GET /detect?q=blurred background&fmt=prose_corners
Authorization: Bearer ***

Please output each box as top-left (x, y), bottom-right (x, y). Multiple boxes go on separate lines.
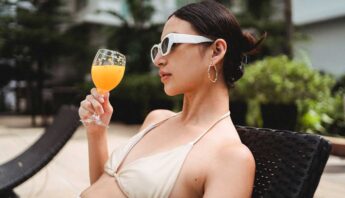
top-left (1, 0), bottom-right (345, 197)
top-left (0, 0), bottom-right (344, 136)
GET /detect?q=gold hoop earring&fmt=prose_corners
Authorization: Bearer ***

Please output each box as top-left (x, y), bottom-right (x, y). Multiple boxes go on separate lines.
top-left (208, 63), bottom-right (218, 83)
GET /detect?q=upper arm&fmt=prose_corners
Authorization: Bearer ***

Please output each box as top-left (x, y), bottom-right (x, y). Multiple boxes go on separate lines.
top-left (140, 109), bottom-right (176, 131)
top-left (204, 144), bottom-right (255, 198)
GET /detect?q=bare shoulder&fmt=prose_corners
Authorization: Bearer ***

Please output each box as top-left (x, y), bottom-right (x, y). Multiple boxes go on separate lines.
top-left (214, 141), bottom-right (255, 171)
top-left (140, 109), bottom-right (177, 131)
top-left (204, 141), bottom-right (255, 197)
top-left (208, 123), bottom-right (255, 169)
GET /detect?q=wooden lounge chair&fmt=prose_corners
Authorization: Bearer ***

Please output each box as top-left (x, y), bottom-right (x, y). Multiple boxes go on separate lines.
top-left (0, 105), bottom-right (80, 197)
top-left (237, 126), bottom-right (331, 198)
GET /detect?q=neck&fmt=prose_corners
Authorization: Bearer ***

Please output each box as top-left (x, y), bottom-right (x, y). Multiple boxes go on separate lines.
top-left (179, 82), bottom-right (229, 126)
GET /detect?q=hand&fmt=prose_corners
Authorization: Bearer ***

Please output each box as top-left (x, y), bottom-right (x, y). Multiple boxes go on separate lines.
top-left (79, 88), bottom-right (113, 130)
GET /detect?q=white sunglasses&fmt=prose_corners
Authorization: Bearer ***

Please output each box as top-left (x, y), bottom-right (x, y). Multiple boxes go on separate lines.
top-left (150, 33), bottom-right (214, 63)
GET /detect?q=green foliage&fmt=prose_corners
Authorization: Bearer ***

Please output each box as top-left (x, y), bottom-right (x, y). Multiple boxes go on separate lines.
top-left (107, 25), bottom-right (162, 74)
top-left (113, 74), bottom-right (163, 101)
top-left (112, 74), bottom-right (180, 123)
top-left (245, 99), bottom-right (263, 127)
top-left (298, 92), bottom-right (344, 135)
top-left (61, 23), bottom-right (95, 81)
top-left (102, 0), bottom-right (162, 74)
top-left (245, 0), bottom-right (272, 20)
top-left (242, 55), bottom-right (335, 104)
top-left (230, 76), bottom-right (249, 101)
top-left (333, 74), bottom-right (345, 94)
top-left (0, 0), bottom-right (70, 78)
top-left (240, 55), bottom-right (342, 135)
top-left (312, 74), bottom-right (345, 136)
top-left (126, 0), bottom-right (155, 27)
top-left (0, 0), bottom-right (96, 85)
top-left (0, 63), bottom-right (13, 88)
top-left (233, 0), bottom-right (291, 57)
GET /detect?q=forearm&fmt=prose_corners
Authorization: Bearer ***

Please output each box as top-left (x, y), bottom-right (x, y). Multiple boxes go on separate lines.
top-left (86, 127), bottom-right (109, 184)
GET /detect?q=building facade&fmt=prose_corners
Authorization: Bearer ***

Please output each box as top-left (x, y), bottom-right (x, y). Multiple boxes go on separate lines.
top-left (292, 0), bottom-right (345, 76)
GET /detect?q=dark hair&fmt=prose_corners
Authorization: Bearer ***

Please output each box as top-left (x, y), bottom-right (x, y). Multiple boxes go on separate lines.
top-left (170, 0), bottom-right (265, 88)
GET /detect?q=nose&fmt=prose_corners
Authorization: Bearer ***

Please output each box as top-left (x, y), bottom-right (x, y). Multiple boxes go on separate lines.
top-left (153, 53), bottom-right (167, 68)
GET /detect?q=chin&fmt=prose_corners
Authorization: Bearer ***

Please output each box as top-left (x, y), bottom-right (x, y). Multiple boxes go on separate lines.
top-left (163, 85), bottom-right (182, 96)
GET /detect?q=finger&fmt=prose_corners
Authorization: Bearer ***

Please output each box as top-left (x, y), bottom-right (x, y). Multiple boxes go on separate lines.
top-left (103, 92), bottom-right (109, 100)
top-left (80, 99), bottom-right (95, 114)
top-left (103, 92), bottom-right (113, 113)
top-left (86, 95), bottom-right (104, 115)
top-left (103, 92), bottom-right (109, 105)
top-left (79, 106), bottom-right (93, 120)
top-left (91, 88), bottom-right (104, 103)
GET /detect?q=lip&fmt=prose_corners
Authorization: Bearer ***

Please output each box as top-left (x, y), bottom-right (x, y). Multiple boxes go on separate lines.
top-left (159, 71), bottom-right (172, 82)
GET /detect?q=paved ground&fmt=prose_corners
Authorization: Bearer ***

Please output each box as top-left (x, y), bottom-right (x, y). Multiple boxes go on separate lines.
top-left (0, 115), bottom-right (345, 198)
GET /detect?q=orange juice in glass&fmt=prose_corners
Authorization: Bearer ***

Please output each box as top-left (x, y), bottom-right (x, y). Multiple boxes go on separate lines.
top-left (91, 65), bottom-right (125, 93)
top-left (92, 49), bottom-right (126, 93)
top-left (89, 49), bottom-right (126, 126)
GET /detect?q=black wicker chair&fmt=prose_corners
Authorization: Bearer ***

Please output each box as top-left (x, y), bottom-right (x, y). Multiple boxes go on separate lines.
top-left (236, 126), bottom-right (332, 198)
top-left (0, 105), bottom-right (80, 197)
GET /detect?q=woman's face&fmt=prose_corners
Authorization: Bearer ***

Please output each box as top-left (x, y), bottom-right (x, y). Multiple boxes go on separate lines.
top-left (153, 16), bottom-right (212, 96)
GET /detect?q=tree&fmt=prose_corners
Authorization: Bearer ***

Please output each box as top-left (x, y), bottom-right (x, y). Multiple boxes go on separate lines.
top-left (178, 0), bottom-right (289, 58)
top-left (0, 0), bottom-right (70, 125)
top-left (101, 0), bottom-right (161, 74)
top-left (284, 0), bottom-right (293, 58)
top-left (230, 0), bottom-right (290, 58)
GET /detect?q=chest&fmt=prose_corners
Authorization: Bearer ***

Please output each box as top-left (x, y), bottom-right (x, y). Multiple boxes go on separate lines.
top-left (111, 123), bottom-right (219, 197)
top-left (119, 123), bottom-right (204, 170)
top-left (169, 145), bottom-right (209, 198)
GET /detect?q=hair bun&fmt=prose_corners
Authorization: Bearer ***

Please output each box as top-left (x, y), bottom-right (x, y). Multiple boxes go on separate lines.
top-left (242, 32), bottom-right (267, 55)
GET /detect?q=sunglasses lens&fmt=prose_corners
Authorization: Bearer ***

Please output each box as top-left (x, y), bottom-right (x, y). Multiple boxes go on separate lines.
top-left (161, 37), bottom-right (169, 54)
top-left (151, 46), bottom-right (158, 60)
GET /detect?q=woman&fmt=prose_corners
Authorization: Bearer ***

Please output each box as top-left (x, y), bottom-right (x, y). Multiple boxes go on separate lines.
top-left (78, 1), bottom-right (264, 197)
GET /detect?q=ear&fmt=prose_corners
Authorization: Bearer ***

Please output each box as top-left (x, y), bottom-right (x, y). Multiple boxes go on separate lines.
top-left (211, 38), bottom-right (227, 66)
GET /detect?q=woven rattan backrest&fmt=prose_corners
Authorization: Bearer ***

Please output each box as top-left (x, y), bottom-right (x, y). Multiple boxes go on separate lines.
top-left (236, 126), bottom-right (331, 198)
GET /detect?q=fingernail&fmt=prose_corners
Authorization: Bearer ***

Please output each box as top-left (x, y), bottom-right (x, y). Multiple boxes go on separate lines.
top-left (100, 96), bottom-right (104, 103)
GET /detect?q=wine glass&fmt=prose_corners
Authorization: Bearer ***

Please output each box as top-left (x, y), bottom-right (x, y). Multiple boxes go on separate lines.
top-left (84, 49), bottom-right (126, 126)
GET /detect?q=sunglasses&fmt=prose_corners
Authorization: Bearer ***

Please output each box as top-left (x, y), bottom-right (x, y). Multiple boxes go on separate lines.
top-left (150, 33), bottom-right (214, 63)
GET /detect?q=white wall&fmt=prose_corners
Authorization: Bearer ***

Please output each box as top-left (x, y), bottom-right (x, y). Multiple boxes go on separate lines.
top-left (294, 17), bottom-right (345, 76)
top-left (292, 0), bottom-right (345, 25)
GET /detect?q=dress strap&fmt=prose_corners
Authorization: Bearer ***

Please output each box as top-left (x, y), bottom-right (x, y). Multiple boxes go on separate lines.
top-left (192, 111), bottom-right (231, 145)
top-left (129, 112), bottom-right (181, 149)
top-left (151, 112), bottom-right (181, 128)
top-left (141, 112), bottom-right (181, 138)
